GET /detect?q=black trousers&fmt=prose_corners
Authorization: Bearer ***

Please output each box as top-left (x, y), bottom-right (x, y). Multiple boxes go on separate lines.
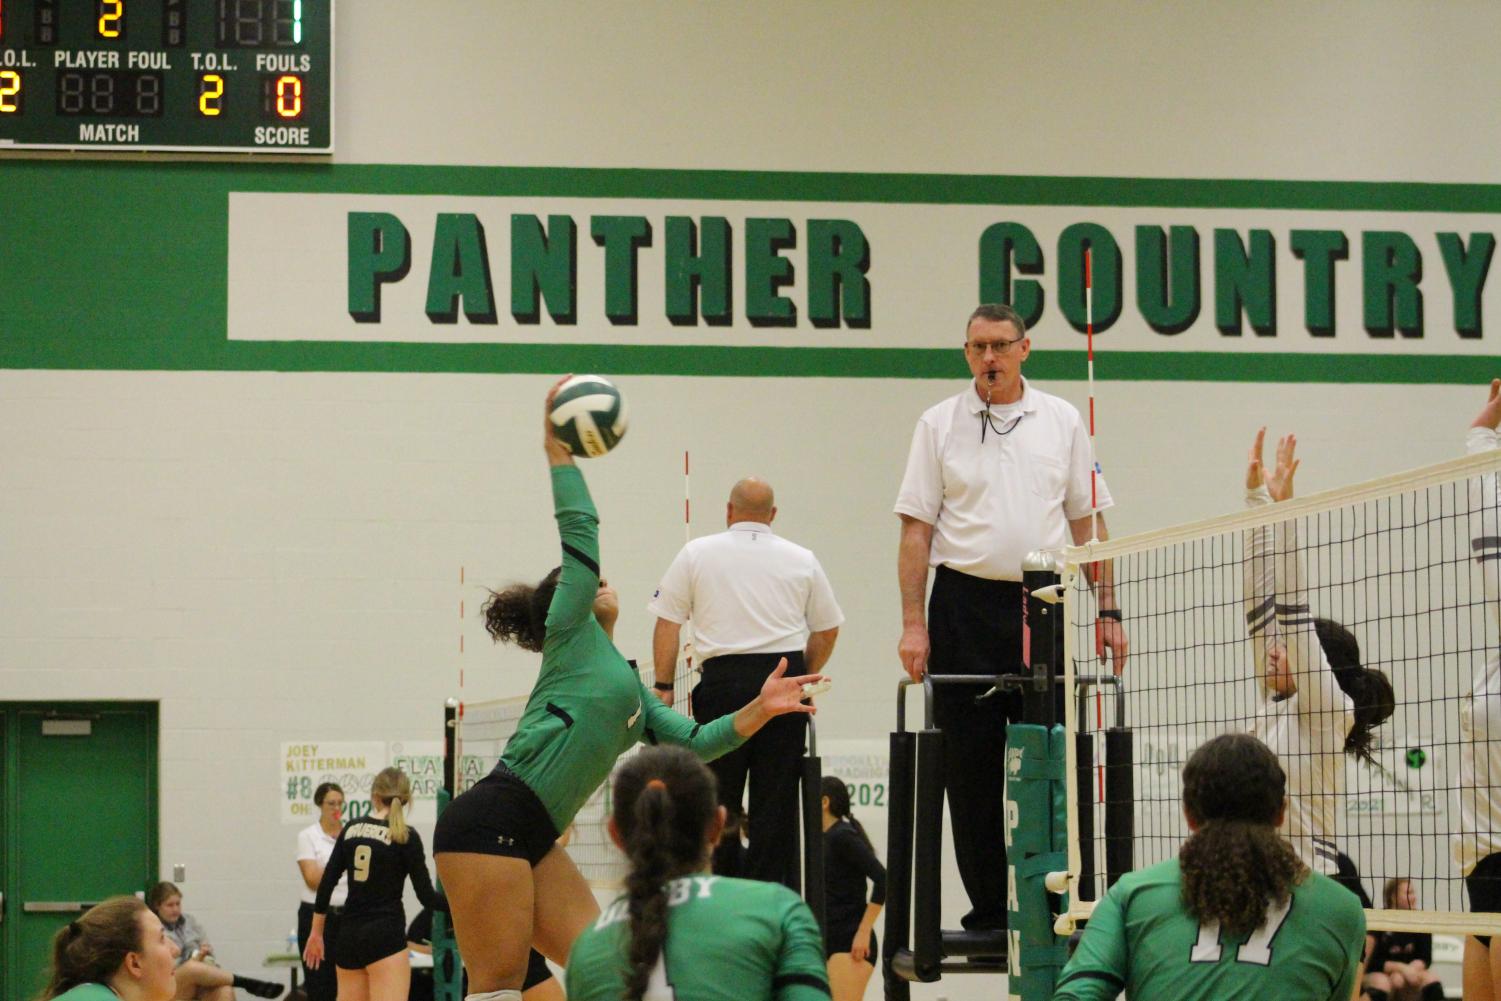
top-left (297, 901), bottom-right (341, 1001)
top-left (928, 565), bottom-right (1063, 932)
top-left (693, 650), bottom-right (807, 890)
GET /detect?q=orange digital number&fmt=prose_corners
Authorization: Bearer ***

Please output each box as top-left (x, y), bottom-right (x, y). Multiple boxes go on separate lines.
top-left (98, 0), bottom-right (123, 39)
top-left (0, 70), bottom-right (19, 114)
top-left (198, 73), bottom-right (223, 117)
top-left (275, 74), bottom-right (302, 119)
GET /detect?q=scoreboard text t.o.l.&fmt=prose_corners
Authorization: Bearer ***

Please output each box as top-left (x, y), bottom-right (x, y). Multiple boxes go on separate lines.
top-left (0, 0), bottom-right (333, 153)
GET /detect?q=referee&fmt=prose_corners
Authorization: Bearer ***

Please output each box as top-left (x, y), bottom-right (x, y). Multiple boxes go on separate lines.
top-left (894, 303), bottom-right (1127, 940)
top-left (649, 476), bottom-right (843, 889)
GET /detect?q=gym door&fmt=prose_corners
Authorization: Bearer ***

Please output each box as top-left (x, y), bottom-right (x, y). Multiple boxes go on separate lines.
top-left (1, 702), bottom-right (158, 1000)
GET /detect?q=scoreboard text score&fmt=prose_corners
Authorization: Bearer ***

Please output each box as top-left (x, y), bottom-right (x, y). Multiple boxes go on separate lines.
top-left (0, 0), bottom-right (333, 153)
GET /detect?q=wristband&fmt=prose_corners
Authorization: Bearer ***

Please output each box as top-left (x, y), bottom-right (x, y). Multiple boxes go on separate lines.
top-left (1098, 609), bottom-right (1123, 621)
top-left (652, 681), bottom-right (675, 692)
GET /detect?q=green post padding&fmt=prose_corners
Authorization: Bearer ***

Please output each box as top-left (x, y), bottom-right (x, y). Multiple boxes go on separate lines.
top-left (433, 787), bottom-right (461, 1001)
top-left (1006, 724), bottom-right (1070, 1001)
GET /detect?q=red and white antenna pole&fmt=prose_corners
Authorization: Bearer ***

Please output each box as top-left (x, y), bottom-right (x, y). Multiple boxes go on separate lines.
top-left (1086, 248), bottom-right (1099, 545)
top-left (682, 451), bottom-right (695, 685)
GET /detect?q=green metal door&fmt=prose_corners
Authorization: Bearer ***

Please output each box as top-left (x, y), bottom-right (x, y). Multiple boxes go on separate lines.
top-left (2, 703), bottom-right (158, 1001)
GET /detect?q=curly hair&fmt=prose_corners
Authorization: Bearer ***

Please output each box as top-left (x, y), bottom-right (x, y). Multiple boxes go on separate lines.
top-left (1179, 734), bottom-right (1306, 938)
top-left (612, 747), bottom-right (719, 1001)
top-left (1314, 618), bottom-right (1395, 764)
top-left (481, 567), bottom-right (561, 652)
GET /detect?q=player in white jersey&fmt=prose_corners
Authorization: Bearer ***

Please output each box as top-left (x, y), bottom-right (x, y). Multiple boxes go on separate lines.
top-left (1243, 430), bottom-right (1394, 878)
top-left (1457, 379), bottom-right (1501, 1000)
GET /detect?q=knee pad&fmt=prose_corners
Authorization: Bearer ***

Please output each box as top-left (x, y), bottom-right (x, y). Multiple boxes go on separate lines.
top-left (466, 992), bottom-right (523, 1001)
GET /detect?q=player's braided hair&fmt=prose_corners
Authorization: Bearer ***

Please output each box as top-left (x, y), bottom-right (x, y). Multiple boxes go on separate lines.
top-left (613, 746), bottom-right (720, 1001)
top-left (481, 567), bottom-right (561, 652)
top-left (1314, 618), bottom-right (1395, 764)
top-left (821, 775), bottom-right (875, 853)
top-left (1179, 733), bottom-right (1306, 939)
top-left (37, 896), bottom-right (149, 1000)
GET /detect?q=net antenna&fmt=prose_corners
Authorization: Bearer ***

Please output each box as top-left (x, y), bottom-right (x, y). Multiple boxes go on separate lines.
top-left (681, 450), bottom-right (696, 685)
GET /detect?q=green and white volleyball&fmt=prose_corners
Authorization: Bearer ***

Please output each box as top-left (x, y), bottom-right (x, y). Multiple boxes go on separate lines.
top-left (548, 375), bottom-right (629, 457)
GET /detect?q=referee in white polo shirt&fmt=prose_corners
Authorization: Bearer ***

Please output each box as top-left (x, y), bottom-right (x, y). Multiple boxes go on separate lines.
top-left (895, 302), bottom-right (1128, 939)
top-left (649, 476), bottom-right (843, 889)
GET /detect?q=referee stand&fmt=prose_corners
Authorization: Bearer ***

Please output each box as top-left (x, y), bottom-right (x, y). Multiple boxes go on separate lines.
top-left (883, 554), bottom-right (1071, 1001)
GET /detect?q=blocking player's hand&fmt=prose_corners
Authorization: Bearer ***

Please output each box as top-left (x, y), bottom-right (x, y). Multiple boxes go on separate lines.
top-left (1473, 378), bottom-right (1501, 431)
top-left (898, 623), bottom-right (929, 682)
top-left (1246, 426), bottom-right (1267, 491)
top-left (1266, 433), bottom-right (1299, 502)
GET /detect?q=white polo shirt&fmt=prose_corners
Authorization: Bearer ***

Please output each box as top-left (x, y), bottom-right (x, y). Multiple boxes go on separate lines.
top-left (296, 822), bottom-right (348, 907)
top-left (894, 379), bottom-right (1111, 581)
top-left (647, 522), bottom-right (844, 663)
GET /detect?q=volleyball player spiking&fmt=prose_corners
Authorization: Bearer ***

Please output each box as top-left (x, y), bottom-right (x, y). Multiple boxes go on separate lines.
top-left (432, 377), bottom-right (824, 1001)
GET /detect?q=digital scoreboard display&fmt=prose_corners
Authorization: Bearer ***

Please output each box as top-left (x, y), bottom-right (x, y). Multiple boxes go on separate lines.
top-left (0, 0), bottom-right (332, 153)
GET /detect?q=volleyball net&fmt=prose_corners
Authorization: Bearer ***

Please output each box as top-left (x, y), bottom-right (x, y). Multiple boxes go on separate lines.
top-left (1062, 446), bottom-right (1501, 935)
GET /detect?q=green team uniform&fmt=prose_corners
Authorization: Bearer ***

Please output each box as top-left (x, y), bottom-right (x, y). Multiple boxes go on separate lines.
top-left (500, 465), bottom-right (746, 831)
top-left (1054, 858), bottom-right (1364, 1001)
top-left (566, 874), bottom-right (831, 1001)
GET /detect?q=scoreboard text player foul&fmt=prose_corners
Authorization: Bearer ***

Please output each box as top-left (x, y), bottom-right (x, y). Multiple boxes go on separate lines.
top-left (0, 0), bottom-right (333, 153)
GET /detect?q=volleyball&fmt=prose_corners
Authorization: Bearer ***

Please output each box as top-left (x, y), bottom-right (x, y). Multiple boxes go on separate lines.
top-left (548, 375), bottom-right (629, 458)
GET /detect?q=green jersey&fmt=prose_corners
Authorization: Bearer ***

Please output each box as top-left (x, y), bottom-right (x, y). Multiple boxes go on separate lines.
top-left (566, 874), bottom-right (830, 1001)
top-left (50, 986), bottom-right (119, 1001)
top-left (500, 466), bottom-right (746, 832)
top-left (1054, 858), bottom-right (1364, 1001)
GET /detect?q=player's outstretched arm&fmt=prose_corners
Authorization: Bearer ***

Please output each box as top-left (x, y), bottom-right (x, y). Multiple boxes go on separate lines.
top-left (1468, 379), bottom-right (1501, 614)
top-left (1244, 428), bottom-right (1288, 696)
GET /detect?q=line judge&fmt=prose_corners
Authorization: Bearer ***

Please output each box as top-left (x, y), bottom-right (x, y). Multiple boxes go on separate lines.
top-left (894, 302), bottom-right (1127, 940)
top-left (649, 477), bottom-right (844, 889)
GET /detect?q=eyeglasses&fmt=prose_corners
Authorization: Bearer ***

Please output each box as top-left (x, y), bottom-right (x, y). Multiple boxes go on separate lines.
top-left (966, 335), bottom-right (1026, 356)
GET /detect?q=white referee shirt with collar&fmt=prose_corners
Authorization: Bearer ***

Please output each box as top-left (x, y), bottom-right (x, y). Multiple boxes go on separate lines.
top-left (646, 522), bottom-right (844, 661)
top-left (296, 822), bottom-right (347, 907)
top-left (894, 377), bottom-right (1112, 581)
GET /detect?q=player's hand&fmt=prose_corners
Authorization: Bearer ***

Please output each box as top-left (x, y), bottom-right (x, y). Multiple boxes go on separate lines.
top-left (1265, 433), bottom-right (1299, 502)
top-left (851, 930), bottom-right (871, 962)
top-left (302, 931), bottom-right (324, 969)
top-left (653, 686), bottom-right (675, 708)
top-left (1474, 378), bottom-right (1501, 431)
top-left (1098, 618), bottom-right (1128, 676)
top-left (543, 375), bottom-right (575, 465)
top-left (898, 623), bottom-right (929, 682)
top-left (759, 658), bottom-right (822, 716)
top-left (1246, 427), bottom-right (1267, 491)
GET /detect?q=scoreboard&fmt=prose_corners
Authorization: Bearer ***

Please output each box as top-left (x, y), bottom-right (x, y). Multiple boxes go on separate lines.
top-left (0, 0), bottom-right (333, 153)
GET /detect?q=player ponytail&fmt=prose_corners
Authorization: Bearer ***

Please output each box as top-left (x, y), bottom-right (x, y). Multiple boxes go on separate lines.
top-left (612, 747), bottom-right (720, 1001)
top-left (36, 896), bottom-right (149, 1000)
top-left (1179, 733), bottom-right (1305, 938)
top-left (482, 567), bottom-right (561, 652)
top-left (372, 766), bottom-right (413, 844)
top-left (1314, 618), bottom-right (1395, 764)
top-left (821, 775), bottom-right (874, 853)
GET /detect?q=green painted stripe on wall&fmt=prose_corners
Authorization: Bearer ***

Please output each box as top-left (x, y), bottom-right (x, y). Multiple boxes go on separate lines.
top-left (2, 161), bottom-right (1498, 380)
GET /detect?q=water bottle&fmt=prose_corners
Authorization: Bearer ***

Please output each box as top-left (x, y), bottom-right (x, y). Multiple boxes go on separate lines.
top-left (287, 930), bottom-right (299, 957)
